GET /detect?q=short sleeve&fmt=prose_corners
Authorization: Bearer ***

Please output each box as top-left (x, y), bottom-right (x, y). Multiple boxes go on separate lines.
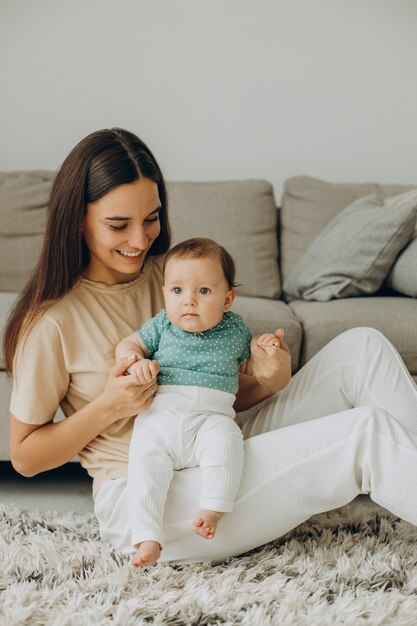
top-left (136, 308), bottom-right (168, 357)
top-left (229, 312), bottom-right (252, 362)
top-left (10, 316), bottom-right (70, 424)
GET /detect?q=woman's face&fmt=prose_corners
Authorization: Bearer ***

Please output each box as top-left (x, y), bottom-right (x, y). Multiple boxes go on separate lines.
top-left (82, 178), bottom-right (161, 284)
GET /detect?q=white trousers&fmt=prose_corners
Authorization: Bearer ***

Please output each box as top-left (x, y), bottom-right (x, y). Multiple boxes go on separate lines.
top-left (94, 328), bottom-right (417, 564)
top-left (127, 386), bottom-right (244, 547)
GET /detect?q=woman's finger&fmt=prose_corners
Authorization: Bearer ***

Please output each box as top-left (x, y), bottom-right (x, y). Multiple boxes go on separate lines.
top-left (111, 355), bottom-right (137, 377)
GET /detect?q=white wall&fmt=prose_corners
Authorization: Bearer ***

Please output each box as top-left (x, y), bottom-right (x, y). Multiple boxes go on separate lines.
top-left (1, 0), bottom-right (416, 199)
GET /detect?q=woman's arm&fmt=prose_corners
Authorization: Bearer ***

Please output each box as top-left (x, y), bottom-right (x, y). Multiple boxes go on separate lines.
top-left (234, 328), bottom-right (292, 413)
top-left (10, 356), bottom-right (157, 477)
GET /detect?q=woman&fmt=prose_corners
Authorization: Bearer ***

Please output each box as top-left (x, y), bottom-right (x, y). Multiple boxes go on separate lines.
top-left (5, 128), bottom-right (417, 564)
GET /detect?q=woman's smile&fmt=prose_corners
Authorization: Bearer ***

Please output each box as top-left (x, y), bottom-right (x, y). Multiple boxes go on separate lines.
top-left (116, 249), bottom-right (145, 263)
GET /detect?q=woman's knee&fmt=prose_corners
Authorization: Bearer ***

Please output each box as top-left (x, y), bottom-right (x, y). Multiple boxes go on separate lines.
top-left (335, 327), bottom-right (391, 354)
top-left (340, 326), bottom-right (386, 342)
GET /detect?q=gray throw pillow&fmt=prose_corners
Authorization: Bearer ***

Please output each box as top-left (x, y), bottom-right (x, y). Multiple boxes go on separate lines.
top-left (283, 189), bottom-right (417, 302)
top-left (387, 235), bottom-right (417, 297)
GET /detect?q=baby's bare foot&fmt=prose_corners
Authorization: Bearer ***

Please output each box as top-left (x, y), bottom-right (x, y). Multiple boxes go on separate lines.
top-left (192, 509), bottom-right (224, 539)
top-left (131, 540), bottom-right (160, 567)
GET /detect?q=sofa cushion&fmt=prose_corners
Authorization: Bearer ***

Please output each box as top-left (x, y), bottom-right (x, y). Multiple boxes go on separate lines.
top-left (0, 171), bottom-right (55, 292)
top-left (232, 296), bottom-right (302, 372)
top-left (387, 235), bottom-right (417, 297)
top-left (0, 292), bottom-right (18, 370)
top-left (283, 190), bottom-right (417, 302)
top-left (289, 297), bottom-right (417, 374)
top-left (168, 181), bottom-right (281, 299)
top-left (280, 176), bottom-right (415, 284)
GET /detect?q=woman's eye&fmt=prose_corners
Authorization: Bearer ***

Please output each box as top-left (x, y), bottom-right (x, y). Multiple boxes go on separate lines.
top-left (199, 287), bottom-right (210, 295)
top-left (173, 287), bottom-right (182, 294)
top-left (145, 212), bottom-right (160, 223)
top-left (108, 224), bottom-right (128, 231)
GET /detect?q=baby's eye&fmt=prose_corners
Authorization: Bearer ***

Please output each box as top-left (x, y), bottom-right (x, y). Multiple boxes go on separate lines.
top-left (109, 223), bottom-right (128, 231)
top-left (199, 287), bottom-right (211, 295)
top-left (172, 287), bottom-right (182, 294)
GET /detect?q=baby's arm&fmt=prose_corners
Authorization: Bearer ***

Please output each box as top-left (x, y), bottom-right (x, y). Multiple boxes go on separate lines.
top-left (115, 333), bottom-right (160, 384)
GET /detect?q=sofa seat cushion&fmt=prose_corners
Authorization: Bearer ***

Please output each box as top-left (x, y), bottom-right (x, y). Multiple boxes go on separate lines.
top-left (289, 297), bottom-right (417, 374)
top-left (0, 292), bottom-right (18, 370)
top-left (233, 296), bottom-right (302, 372)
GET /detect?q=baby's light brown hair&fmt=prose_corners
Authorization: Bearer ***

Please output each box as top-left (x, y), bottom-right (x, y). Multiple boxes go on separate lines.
top-left (163, 238), bottom-right (238, 289)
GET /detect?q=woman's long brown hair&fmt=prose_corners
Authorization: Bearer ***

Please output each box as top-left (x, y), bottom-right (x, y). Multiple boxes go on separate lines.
top-left (3, 128), bottom-right (170, 374)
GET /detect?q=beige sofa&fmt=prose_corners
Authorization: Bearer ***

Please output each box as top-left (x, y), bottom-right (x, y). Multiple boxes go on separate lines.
top-left (1, 172), bottom-right (416, 460)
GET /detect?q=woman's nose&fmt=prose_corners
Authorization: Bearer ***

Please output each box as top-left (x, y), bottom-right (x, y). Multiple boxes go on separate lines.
top-left (129, 226), bottom-right (149, 250)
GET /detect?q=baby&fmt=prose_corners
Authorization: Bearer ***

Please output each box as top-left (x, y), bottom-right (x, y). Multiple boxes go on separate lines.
top-left (116, 237), bottom-right (282, 567)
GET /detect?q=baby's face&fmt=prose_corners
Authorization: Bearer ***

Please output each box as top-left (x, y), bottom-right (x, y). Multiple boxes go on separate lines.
top-left (163, 256), bottom-right (235, 333)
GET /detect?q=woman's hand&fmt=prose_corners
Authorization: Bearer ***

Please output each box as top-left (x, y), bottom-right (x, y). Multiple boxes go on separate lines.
top-left (247, 328), bottom-right (292, 394)
top-left (101, 356), bottom-right (158, 421)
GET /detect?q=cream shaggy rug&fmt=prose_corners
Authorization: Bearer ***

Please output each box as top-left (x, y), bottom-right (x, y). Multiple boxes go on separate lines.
top-left (1, 501), bottom-right (417, 626)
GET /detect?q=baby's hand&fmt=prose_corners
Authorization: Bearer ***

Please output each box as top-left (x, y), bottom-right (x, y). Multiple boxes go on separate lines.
top-left (128, 358), bottom-right (160, 384)
top-left (246, 329), bottom-right (291, 392)
top-left (253, 332), bottom-right (281, 357)
top-left (245, 329), bottom-right (284, 376)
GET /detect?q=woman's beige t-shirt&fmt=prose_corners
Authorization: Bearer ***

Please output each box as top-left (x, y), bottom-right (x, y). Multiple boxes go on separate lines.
top-left (10, 256), bottom-right (165, 495)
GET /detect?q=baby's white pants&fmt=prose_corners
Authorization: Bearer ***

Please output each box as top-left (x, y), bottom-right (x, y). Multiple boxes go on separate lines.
top-left (127, 386), bottom-right (243, 548)
top-left (95, 328), bottom-right (417, 563)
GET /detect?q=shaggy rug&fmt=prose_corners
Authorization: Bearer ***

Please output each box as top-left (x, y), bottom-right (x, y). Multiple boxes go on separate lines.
top-left (1, 501), bottom-right (417, 626)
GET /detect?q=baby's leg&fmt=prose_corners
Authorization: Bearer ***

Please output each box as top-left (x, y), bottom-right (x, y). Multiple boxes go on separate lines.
top-left (128, 415), bottom-right (174, 566)
top-left (193, 415), bottom-right (244, 539)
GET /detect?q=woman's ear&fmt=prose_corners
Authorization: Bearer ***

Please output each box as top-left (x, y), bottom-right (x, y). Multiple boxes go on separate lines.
top-left (224, 288), bottom-right (236, 311)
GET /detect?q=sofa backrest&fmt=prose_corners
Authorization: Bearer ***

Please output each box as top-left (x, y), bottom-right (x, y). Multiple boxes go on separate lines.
top-left (0, 171), bottom-right (54, 292)
top-left (279, 176), bottom-right (415, 284)
top-left (0, 173), bottom-right (281, 299)
top-left (167, 180), bottom-right (280, 299)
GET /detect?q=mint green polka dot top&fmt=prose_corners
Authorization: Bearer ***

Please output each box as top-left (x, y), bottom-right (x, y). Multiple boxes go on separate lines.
top-left (137, 309), bottom-right (252, 394)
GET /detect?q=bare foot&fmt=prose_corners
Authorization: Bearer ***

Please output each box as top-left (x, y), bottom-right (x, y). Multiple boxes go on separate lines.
top-left (131, 540), bottom-right (160, 567)
top-left (192, 509), bottom-right (224, 539)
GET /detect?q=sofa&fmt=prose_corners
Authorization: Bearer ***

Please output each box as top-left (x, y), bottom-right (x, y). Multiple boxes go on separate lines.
top-left (1, 172), bottom-right (416, 461)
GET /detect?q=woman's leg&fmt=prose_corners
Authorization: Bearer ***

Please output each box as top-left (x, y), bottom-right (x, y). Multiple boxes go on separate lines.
top-left (96, 405), bottom-right (417, 564)
top-left (241, 327), bottom-right (417, 438)
top-left (94, 328), bottom-right (417, 563)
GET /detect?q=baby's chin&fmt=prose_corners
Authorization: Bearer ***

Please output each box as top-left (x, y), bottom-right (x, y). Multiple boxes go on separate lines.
top-left (178, 320), bottom-right (209, 333)
top-left (172, 315), bottom-right (218, 334)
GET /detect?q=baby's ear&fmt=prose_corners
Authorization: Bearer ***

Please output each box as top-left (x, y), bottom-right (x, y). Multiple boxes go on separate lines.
top-left (224, 288), bottom-right (236, 311)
